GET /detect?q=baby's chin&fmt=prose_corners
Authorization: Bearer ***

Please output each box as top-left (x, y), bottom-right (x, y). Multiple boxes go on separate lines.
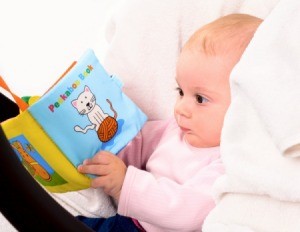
top-left (184, 134), bottom-right (219, 148)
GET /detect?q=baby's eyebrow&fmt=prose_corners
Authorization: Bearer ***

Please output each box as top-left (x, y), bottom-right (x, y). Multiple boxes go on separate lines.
top-left (193, 86), bottom-right (216, 96)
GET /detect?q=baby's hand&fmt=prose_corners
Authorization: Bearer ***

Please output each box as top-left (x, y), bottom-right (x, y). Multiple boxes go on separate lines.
top-left (78, 150), bottom-right (127, 202)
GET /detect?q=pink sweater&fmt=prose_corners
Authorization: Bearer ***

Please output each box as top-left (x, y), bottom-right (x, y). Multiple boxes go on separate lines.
top-left (117, 119), bottom-right (224, 231)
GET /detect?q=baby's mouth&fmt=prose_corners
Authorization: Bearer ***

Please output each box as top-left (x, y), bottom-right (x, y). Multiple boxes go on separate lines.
top-left (179, 126), bottom-right (190, 133)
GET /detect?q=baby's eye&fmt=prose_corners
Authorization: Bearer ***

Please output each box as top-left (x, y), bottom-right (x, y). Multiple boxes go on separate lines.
top-left (195, 94), bottom-right (208, 104)
top-left (176, 87), bottom-right (184, 96)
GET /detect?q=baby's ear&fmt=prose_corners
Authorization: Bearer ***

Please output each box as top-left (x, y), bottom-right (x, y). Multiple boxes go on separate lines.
top-left (71, 100), bottom-right (77, 108)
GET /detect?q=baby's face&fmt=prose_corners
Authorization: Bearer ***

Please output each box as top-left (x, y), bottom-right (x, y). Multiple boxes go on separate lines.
top-left (174, 49), bottom-right (238, 148)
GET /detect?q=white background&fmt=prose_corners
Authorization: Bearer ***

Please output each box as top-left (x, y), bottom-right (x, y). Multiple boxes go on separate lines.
top-left (0, 0), bottom-right (121, 97)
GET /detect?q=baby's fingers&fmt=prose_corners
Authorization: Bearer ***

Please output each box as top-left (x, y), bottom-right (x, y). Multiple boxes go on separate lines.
top-left (82, 158), bottom-right (93, 165)
top-left (92, 151), bottom-right (115, 165)
top-left (77, 163), bottom-right (111, 176)
top-left (78, 164), bottom-right (98, 175)
top-left (80, 152), bottom-right (112, 166)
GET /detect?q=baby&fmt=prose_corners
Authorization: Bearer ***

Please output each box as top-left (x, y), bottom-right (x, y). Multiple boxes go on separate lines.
top-left (77, 13), bottom-right (262, 232)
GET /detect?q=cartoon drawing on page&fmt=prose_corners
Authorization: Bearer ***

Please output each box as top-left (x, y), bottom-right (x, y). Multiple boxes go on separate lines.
top-left (72, 85), bottom-right (118, 142)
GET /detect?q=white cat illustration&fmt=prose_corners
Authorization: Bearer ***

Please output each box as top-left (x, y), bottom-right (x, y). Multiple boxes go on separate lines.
top-left (72, 85), bottom-right (108, 133)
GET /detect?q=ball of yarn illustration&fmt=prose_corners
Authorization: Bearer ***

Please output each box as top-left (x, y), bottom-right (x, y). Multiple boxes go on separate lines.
top-left (97, 116), bottom-right (118, 142)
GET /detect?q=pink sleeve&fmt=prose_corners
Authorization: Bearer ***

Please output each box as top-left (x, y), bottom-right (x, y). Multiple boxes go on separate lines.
top-left (118, 159), bottom-right (224, 231)
top-left (117, 119), bottom-right (169, 170)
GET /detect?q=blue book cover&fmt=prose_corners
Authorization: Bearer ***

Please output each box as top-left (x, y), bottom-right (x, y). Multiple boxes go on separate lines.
top-left (28, 49), bottom-right (147, 168)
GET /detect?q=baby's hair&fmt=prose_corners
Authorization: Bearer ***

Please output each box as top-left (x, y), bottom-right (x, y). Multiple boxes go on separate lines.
top-left (184, 14), bottom-right (263, 56)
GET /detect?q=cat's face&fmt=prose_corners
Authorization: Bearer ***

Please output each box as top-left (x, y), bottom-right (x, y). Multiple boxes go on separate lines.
top-left (72, 86), bottom-right (96, 115)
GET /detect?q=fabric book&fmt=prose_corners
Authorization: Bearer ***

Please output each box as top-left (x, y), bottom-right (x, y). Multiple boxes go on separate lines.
top-left (0, 49), bottom-right (147, 193)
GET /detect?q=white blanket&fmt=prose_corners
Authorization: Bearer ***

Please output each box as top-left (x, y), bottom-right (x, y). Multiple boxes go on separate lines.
top-left (203, 0), bottom-right (300, 231)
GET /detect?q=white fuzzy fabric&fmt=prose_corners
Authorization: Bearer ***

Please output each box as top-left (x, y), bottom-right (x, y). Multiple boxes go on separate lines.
top-left (203, 0), bottom-right (300, 231)
top-left (104, 0), bottom-right (277, 119)
top-left (102, 0), bottom-right (279, 120)
top-left (229, 0), bottom-right (300, 158)
top-left (0, 213), bottom-right (17, 232)
top-left (50, 189), bottom-right (116, 217)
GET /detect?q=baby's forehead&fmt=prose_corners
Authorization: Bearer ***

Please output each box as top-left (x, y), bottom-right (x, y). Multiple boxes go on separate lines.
top-left (184, 15), bottom-right (262, 57)
top-left (185, 35), bottom-right (244, 58)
